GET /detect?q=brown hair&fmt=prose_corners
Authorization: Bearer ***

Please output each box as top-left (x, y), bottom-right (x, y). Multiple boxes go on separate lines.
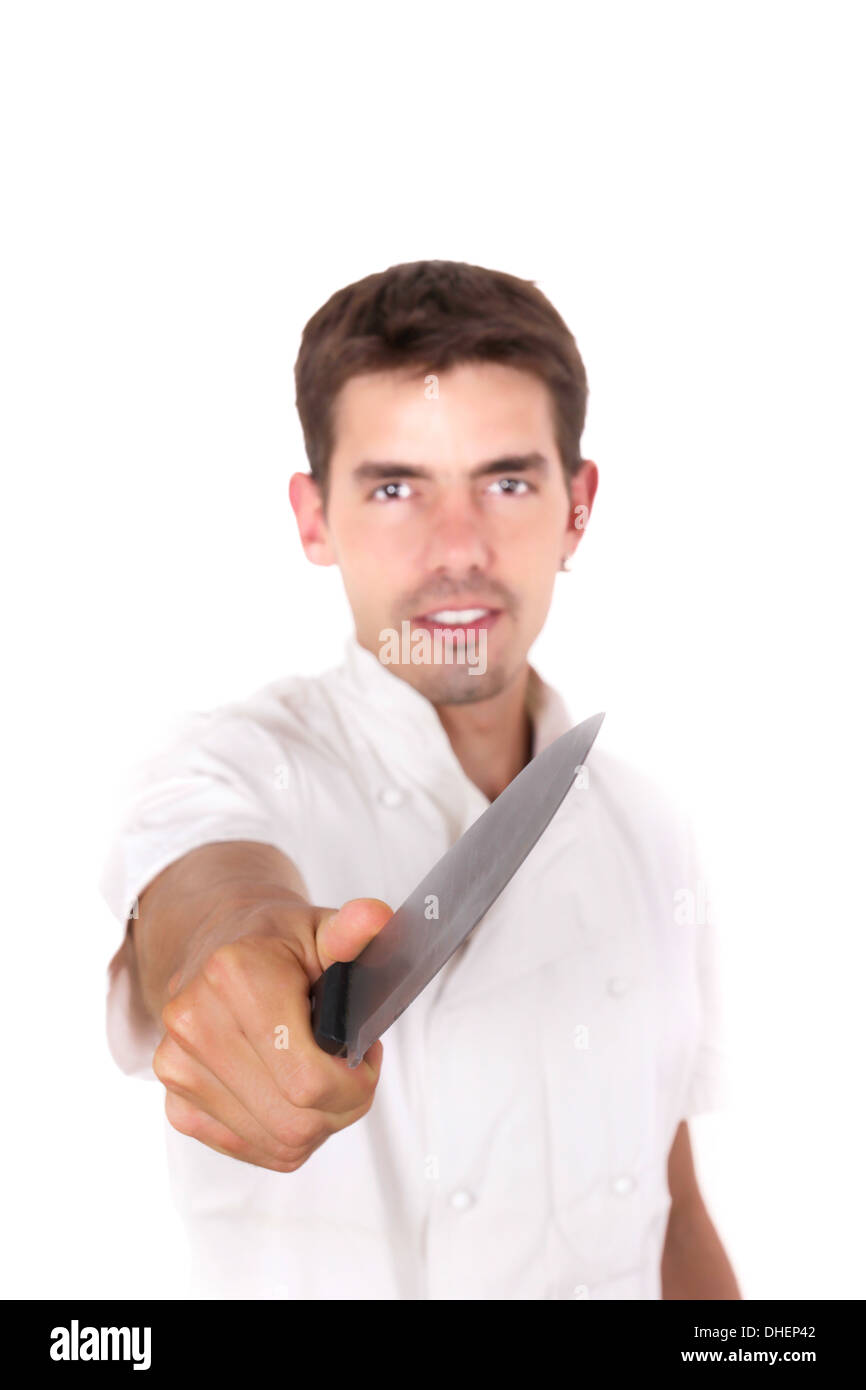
top-left (294, 259), bottom-right (588, 504)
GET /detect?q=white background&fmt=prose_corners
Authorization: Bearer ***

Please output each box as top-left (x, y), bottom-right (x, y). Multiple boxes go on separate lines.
top-left (1, 1), bottom-right (863, 1300)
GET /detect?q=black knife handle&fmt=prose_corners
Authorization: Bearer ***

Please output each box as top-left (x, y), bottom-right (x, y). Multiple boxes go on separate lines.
top-left (310, 962), bottom-right (351, 1056)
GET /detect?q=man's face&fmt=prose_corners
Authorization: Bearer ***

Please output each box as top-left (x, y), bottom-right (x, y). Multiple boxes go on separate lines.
top-left (290, 361), bottom-right (597, 704)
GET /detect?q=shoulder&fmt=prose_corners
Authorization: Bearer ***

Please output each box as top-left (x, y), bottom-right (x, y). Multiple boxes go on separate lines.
top-left (583, 744), bottom-right (700, 883)
top-left (588, 744), bottom-right (685, 822)
top-left (122, 662), bottom-right (351, 793)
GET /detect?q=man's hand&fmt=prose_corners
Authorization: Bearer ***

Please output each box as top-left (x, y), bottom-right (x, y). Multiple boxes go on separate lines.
top-left (152, 895), bottom-right (393, 1173)
top-left (661, 1120), bottom-right (741, 1298)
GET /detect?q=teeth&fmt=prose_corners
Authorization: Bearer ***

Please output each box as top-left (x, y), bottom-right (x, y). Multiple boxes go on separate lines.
top-left (423, 608), bottom-right (490, 624)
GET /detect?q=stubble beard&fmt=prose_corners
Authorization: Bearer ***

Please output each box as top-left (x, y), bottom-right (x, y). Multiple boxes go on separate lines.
top-left (405, 658), bottom-right (512, 707)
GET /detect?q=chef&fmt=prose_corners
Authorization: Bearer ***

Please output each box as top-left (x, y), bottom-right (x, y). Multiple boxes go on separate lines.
top-left (100, 258), bottom-right (739, 1300)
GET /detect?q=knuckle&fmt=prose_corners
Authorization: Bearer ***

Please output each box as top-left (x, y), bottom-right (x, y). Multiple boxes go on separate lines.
top-left (357, 1067), bottom-right (380, 1103)
top-left (164, 1093), bottom-right (202, 1139)
top-left (335, 1095), bottom-right (375, 1132)
top-left (279, 1059), bottom-right (329, 1110)
top-left (274, 1155), bottom-right (306, 1174)
top-left (160, 997), bottom-right (181, 1034)
top-left (345, 1075), bottom-right (377, 1116)
top-left (202, 938), bottom-right (256, 994)
top-left (160, 994), bottom-right (198, 1047)
top-left (271, 1137), bottom-right (299, 1164)
top-left (216, 1128), bottom-right (247, 1158)
top-left (152, 1037), bottom-right (192, 1093)
top-left (335, 1079), bottom-right (378, 1130)
top-left (357, 1087), bottom-right (376, 1118)
top-left (277, 1109), bottom-right (322, 1150)
top-left (151, 1035), bottom-right (171, 1078)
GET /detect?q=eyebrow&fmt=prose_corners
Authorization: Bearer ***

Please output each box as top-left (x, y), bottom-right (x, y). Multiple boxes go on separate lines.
top-left (351, 452), bottom-right (551, 484)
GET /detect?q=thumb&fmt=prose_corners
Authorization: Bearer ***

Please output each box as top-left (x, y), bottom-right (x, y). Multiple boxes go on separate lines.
top-left (314, 896), bottom-right (394, 974)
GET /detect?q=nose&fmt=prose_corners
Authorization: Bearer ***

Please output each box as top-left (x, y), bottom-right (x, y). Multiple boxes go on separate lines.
top-left (419, 490), bottom-right (494, 573)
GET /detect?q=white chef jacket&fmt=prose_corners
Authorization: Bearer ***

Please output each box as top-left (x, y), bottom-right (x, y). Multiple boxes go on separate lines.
top-left (99, 635), bottom-right (730, 1301)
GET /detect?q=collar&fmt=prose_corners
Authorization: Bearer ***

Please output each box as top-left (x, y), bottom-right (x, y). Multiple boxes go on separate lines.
top-left (332, 635), bottom-right (574, 814)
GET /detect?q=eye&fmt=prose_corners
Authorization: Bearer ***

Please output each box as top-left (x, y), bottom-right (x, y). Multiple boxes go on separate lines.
top-left (371, 481), bottom-right (413, 501)
top-left (489, 477), bottom-right (532, 496)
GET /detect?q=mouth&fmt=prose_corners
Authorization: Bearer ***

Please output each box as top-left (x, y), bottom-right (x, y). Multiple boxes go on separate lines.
top-left (410, 606), bottom-right (503, 634)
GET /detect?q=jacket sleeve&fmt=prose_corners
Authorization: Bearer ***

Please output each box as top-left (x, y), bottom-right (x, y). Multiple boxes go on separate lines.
top-left (677, 817), bottom-right (733, 1118)
top-left (98, 708), bottom-right (304, 1080)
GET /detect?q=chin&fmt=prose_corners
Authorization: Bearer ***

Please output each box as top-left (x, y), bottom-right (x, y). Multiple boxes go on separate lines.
top-left (408, 661), bottom-right (510, 706)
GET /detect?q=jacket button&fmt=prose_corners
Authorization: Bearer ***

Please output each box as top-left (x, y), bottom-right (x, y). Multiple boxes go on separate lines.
top-left (449, 1189), bottom-right (475, 1211)
top-left (606, 976), bottom-right (630, 996)
top-left (378, 787), bottom-right (406, 808)
top-left (611, 1174), bottom-right (636, 1196)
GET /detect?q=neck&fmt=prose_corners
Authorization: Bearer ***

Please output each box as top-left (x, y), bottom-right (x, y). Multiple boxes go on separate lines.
top-left (435, 664), bottom-right (533, 801)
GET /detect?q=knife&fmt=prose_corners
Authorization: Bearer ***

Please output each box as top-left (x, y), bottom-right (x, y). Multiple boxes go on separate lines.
top-left (310, 710), bottom-right (605, 1066)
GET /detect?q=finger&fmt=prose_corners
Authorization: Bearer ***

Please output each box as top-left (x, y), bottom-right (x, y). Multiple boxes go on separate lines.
top-left (163, 1091), bottom-right (319, 1173)
top-left (314, 897), bottom-right (393, 973)
top-left (154, 1031), bottom-right (317, 1163)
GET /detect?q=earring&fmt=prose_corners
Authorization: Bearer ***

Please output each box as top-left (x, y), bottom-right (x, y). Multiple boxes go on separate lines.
top-left (560, 553), bottom-right (574, 572)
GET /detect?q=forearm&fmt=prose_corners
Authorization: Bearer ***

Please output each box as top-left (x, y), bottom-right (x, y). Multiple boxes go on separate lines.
top-left (132, 840), bottom-right (308, 1020)
top-left (661, 1195), bottom-right (741, 1300)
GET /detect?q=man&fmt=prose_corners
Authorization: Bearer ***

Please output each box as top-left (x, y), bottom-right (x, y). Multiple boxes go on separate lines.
top-left (100, 259), bottom-right (739, 1300)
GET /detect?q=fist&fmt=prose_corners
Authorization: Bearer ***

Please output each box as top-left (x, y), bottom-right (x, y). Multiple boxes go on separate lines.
top-left (153, 896), bottom-right (393, 1171)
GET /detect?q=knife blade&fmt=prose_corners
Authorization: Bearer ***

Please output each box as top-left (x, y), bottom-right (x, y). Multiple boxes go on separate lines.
top-left (310, 709), bottom-right (605, 1066)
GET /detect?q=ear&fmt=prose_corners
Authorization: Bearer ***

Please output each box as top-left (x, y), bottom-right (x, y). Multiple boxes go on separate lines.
top-left (563, 459), bottom-right (599, 565)
top-left (289, 472), bottom-right (337, 566)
